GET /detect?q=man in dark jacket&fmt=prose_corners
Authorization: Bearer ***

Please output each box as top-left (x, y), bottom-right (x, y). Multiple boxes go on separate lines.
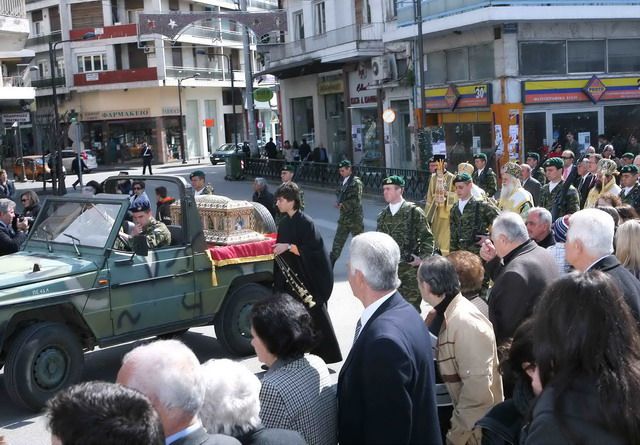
top-left (252, 177), bottom-right (275, 216)
top-left (566, 208), bottom-right (640, 322)
top-left (0, 198), bottom-right (28, 256)
top-left (71, 155), bottom-right (89, 190)
top-left (480, 212), bottom-right (559, 346)
top-left (521, 164), bottom-right (541, 206)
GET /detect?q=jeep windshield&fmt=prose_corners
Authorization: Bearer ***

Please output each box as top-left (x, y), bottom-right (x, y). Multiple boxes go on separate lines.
top-left (31, 200), bottom-right (121, 249)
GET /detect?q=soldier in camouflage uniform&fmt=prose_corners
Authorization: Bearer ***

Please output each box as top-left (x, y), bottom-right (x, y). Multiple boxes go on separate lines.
top-left (472, 153), bottom-right (498, 198)
top-left (190, 170), bottom-right (214, 195)
top-left (539, 157), bottom-right (580, 221)
top-left (275, 165), bottom-right (305, 226)
top-left (526, 153), bottom-right (546, 185)
top-left (115, 201), bottom-right (171, 250)
top-left (330, 160), bottom-right (363, 266)
top-left (376, 175), bottom-right (434, 310)
top-left (619, 164), bottom-right (640, 213)
top-left (450, 173), bottom-right (500, 255)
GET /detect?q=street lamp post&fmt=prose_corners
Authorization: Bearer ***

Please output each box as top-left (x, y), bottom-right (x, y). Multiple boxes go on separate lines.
top-left (177, 73), bottom-right (200, 164)
top-left (48, 31), bottom-right (95, 195)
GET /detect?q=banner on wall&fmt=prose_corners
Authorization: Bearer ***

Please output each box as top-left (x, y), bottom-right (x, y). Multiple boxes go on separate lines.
top-left (522, 75), bottom-right (640, 105)
top-left (425, 83), bottom-right (492, 110)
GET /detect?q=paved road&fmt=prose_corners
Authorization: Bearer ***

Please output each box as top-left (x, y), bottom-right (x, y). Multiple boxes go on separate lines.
top-left (1, 162), bottom-right (430, 444)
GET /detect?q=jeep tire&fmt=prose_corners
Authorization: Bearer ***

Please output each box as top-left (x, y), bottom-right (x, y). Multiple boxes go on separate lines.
top-left (214, 283), bottom-right (272, 356)
top-left (4, 322), bottom-right (84, 411)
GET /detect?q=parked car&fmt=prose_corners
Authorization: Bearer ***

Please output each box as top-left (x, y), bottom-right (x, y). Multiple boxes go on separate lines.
top-left (210, 143), bottom-right (242, 165)
top-left (61, 149), bottom-right (98, 172)
top-left (13, 155), bottom-right (51, 181)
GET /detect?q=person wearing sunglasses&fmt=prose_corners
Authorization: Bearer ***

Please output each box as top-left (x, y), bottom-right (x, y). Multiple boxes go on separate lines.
top-left (129, 180), bottom-right (150, 211)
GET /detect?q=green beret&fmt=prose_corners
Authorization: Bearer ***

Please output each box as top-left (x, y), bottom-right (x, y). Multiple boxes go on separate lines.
top-left (190, 170), bottom-right (205, 179)
top-left (130, 202), bottom-right (151, 213)
top-left (338, 160), bottom-right (352, 168)
top-left (622, 152), bottom-right (635, 160)
top-left (473, 153), bottom-right (487, 161)
top-left (526, 152), bottom-right (540, 161)
top-left (281, 164), bottom-right (295, 172)
top-left (543, 157), bottom-right (564, 169)
top-left (620, 164), bottom-right (639, 175)
top-left (453, 173), bottom-right (473, 184)
top-left (383, 175), bottom-right (405, 187)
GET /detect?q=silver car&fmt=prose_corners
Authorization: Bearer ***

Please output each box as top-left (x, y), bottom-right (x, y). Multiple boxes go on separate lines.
top-left (61, 149), bottom-right (98, 172)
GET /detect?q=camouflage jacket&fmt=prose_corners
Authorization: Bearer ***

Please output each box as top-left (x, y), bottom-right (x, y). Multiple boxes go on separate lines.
top-left (377, 201), bottom-right (434, 261)
top-left (195, 184), bottom-right (214, 195)
top-left (450, 197), bottom-right (500, 254)
top-left (336, 175), bottom-right (363, 219)
top-left (472, 168), bottom-right (498, 198)
top-left (532, 167), bottom-right (546, 185)
top-left (539, 181), bottom-right (580, 220)
top-left (620, 183), bottom-right (640, 212)
top-left (115, 218), bottom-right (171, 250)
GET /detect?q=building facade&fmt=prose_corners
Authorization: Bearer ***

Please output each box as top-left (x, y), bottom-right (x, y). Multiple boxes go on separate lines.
top-left (25, 0), bottom-right (279, 164)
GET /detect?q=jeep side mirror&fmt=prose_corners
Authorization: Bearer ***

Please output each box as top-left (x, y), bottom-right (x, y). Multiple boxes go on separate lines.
top-left (132, 235), bottom-right (149, 256)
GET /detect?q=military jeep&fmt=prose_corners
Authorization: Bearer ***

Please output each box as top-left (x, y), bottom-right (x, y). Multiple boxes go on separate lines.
top-left (0, 175), bottom-right (275, 411)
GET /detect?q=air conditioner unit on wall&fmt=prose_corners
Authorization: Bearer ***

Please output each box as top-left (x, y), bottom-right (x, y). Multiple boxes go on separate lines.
top-left (371, 55), bottom-right (397, 82)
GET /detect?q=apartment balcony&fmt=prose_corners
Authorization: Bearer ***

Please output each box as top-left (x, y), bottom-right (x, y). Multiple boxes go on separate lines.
top-left (31, 76), bottom-right (65, 88)
top-left (0, 0), bottom-right (29, 49)
top-left (1, 0), bottom-right (25, 18)
top-left (70, 24), bottom-right (137, 41)
top-left (25, 30), bottom-right (61, 47)
top-left (181, 24), bottom-right (245, 45)
top-left (73, 67), bottom-right (157, 87)
top-left (193, 0), bottom-right (278, 10)
top-left (165, 65), bottom-right (245, 83)
top-left (263, 22), bottom-right (385, 74)
top-left (0, 76), bottom-right (35, 103)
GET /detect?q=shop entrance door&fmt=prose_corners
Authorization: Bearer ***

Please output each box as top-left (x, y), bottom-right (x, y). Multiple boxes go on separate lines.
top-left (551, 110), bottom-right (600, 156)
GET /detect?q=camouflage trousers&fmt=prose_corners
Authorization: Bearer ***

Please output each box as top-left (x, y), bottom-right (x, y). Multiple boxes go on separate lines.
top-left (398, 262), bottom-right (422, 311)
top-left (330, 216), bottom-right (364, 265)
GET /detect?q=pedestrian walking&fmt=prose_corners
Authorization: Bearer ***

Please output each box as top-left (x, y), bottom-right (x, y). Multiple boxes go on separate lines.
top-left (141, 142), bottom-right (153, 175)
top-left (330, 160), bottom-right (363, 267)
top-left (71, 155), bottom-right (88, 190)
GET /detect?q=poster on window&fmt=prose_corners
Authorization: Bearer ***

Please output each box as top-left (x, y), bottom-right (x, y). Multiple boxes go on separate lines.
top-left (351, 125), bottom-right (364, 152)
top-left (578, 132), bottom-right (591, 153)
top-left (508, 125), bottom-right (519, 160)
top-left (495, 125), bottom-right (504, 156)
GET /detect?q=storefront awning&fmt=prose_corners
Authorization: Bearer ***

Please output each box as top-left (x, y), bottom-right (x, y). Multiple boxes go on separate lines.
top-left (256, 60), bottom-right (344, 80)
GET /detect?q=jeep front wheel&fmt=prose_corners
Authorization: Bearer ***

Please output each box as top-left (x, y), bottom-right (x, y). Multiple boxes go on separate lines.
top-left (4, 322), bottom-right (84, 411)
top-left (214, 283), bottom-right (272, 356)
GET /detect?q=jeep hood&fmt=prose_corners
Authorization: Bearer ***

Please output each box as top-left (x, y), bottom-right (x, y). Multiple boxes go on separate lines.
top-left (0, 252), bottom-right (98, 290)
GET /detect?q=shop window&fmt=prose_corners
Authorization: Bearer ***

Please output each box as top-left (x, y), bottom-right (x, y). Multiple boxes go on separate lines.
top-left (291, 96), bottom-right (315, 147)
top-left (425, 51), bottom-right (446, 84)
top-left (519, 41), bottom-right (566, 75)
top-left (604, 105), bottom-right (640, 154)
top-left (469, 43), bottom-right (494, 80)
top-left (77, 54), bottom-right (108, 73)
top-left (446, 48), bottom-right (469, 82)
top-left (523, 112), bottom-right (546, 154)
top-left (169, 0), bottom-right (180, 11)
top-left (608, 39), bottom-right (640, 73)
top-left (293, 10), bottom-right (304, 40)
top-left (314, 2), bottom-right (326, 35)
top-left (222, 88), bottom-right (243, 105)
top-left (568, 40), bottom-right (605, 73)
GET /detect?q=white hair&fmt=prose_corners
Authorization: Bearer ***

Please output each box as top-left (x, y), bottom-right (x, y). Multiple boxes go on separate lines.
top-left (492, 212), bottom-right (529, 243)
top-left (120, 340), bottom-right (205, 417)
top-left (200, 359), bottom-right (261, 436)
top-left (350, 232), bottom-right (401, 291)
top-left (0, 198), bottom-right (15, 214)
top-left (528, 207), bottom-right (552, 226)
top-left (521, 164), bottom-right (532, 173)
top-left (567, 209), bottom-right (614, 258)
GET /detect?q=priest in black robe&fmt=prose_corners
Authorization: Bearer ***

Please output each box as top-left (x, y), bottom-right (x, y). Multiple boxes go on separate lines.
top-left (272, 182), bottom-right (343, 364)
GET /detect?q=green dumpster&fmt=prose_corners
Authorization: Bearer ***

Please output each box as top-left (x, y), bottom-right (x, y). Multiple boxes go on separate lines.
top-left (225, 151), bottom-right (244, 180)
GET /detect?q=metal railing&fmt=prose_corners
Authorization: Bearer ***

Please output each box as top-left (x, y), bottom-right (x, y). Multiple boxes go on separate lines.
top-left (247, 0), bottom-right (279, 9)
top-left (267, 22), bottom-right (385, 61)
top-left (31, 76), bottom-right (66, 88)
top-left (0, 0), bottom-right (25, 18)
top-left (26, 30), bottom-right (61, 46)
top-left (244, 158), bottom-right (430, 201)
top-left (2, 76), bottom-right (28, 87)
top-left (165, 66), bottom-right (244, 82)
top-left (182, 24), bottom-right (244, 43)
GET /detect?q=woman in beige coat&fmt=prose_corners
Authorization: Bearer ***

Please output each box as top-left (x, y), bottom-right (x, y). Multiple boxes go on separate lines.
top-left (420, 255), bottom-right (503, 445)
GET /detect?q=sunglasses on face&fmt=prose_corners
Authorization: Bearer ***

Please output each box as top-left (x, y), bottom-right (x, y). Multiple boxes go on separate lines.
top-left (133, 187), bottom-right (142, 191)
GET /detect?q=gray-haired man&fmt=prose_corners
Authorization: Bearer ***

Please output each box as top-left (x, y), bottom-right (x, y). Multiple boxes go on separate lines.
top-left (0, 198), bottom-right (28, 256)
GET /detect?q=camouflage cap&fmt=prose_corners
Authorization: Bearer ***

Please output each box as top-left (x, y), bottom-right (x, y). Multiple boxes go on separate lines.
top-left (281, 164), bottom-right (296, 172)
top-left (130, 201), bottom-right (151, 213)
top-left (597, 158), bottom-right (618, 176)
top-left (543, 157), bottom-right (563, 169)
top-left (383, 175), bottom-right (405, 187)
top-left (620, 164), bottom-right (639, 175)
top-left (338, 160), bottom-right (352, 168)
top-left (457, 162), bottom-right (475, 176)
top-left (502, 162), bottom-right (522, 179)
top-left (526, 152), bottom-right (540, 161)
top-left (190, 170), bottom-right (206, 179)
top-left (622, 152), bottom-right (636, 160)
top-left (473, 153), bottom-right (487, 161)
top-left (453, 173), bottom-right (473, 184)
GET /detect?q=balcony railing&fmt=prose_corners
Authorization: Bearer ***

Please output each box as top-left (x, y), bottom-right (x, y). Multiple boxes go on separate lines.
top-left (1, 0), bottom-right (25, 18)
top-left (73, 67), bottom-right (157, 86)
top-left (31, 77), bottom-right (65, 88)
top-left (267, 22), bottom-right (385, 61)
top-left (397, 0), bottom-right (640, 25)
top-left (182, 24), bottom-right (244, 43)
top-left (165, 66), bottom-right (244, 82)
top-left (247, 0), bottom-right (279, 9)
top-left (26, 30), bottom-right (61, 46)
top-left (70, 23), bottom-right (137, 40)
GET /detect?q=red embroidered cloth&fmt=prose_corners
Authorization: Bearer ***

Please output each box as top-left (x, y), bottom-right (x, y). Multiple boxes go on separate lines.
top-left (207, 234), bottom-right (276, 265)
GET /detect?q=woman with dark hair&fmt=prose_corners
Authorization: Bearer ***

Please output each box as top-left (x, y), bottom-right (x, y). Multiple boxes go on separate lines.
top-left (20, 190), bottom-right (40, 219)
top-left (616, 204), bottom-right (639, 223)
top-left (523, 271), bottom-right (640, 444)
top-left (251, 293), bottom-right (337, 445)
top-left (272, 182), bottom-right (342, 364)
top-left (83, 180), bottom-right (103, 195)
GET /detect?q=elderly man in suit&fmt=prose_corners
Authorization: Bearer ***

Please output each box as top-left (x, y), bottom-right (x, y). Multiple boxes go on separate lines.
top-left (521, 164), bottom-right (541, 206)
top-left (338, 231), bottom-right (441, 445)
top-left (0, 198), bottom-right (28, 256)
top-left (116, 340), bottom-right (240, 445)
top-left (565, 208), bottom-right (640, 322)
top-left (480, 212), bottom-right (559, 347)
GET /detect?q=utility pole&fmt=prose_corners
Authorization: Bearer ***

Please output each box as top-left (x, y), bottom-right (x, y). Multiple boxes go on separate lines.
top-left (415, 0), bottom-right (426, 169)
top-left (239, 0), bottom-right (258, 156)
